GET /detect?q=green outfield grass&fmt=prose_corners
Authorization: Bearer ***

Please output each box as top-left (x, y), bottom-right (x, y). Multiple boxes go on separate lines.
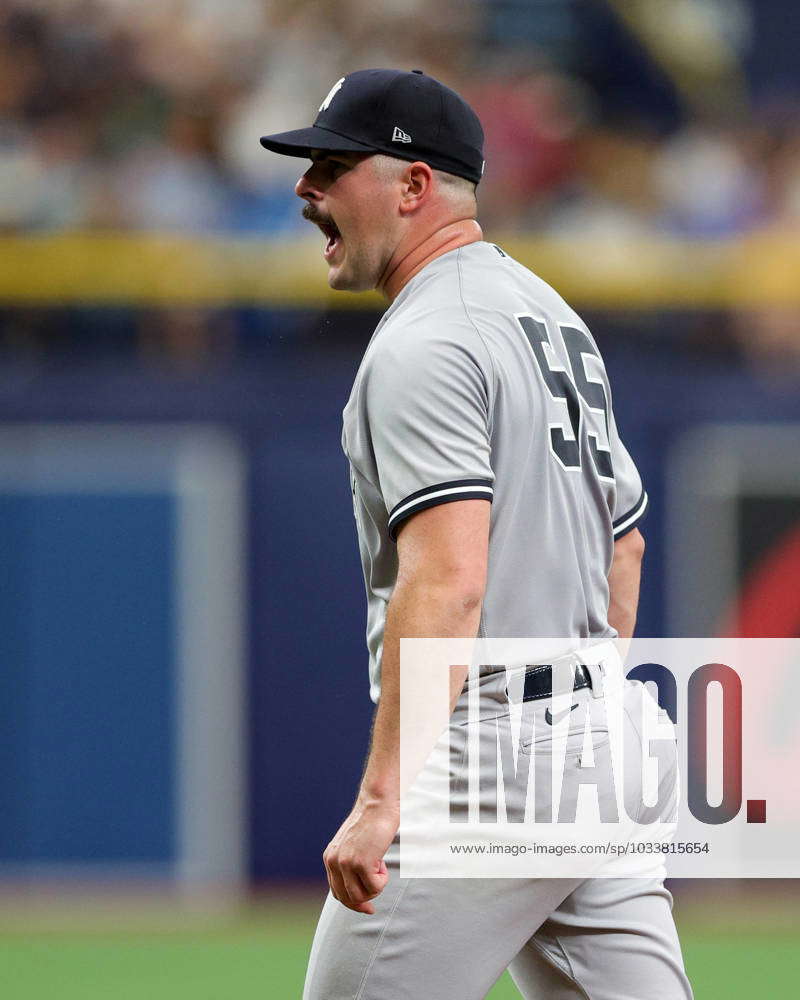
top-left (0, 893), bottom-right (797, 999)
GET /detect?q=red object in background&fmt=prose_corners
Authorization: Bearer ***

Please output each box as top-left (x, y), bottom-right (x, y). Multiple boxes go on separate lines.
top-left (467, 75), bottom-right (576, 208)
top-left (723, 522), bottom-right (800, 637)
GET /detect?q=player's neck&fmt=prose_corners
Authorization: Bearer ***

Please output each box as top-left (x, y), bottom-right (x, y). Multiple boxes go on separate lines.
top-left (378, 218), bottom-right (483, 302)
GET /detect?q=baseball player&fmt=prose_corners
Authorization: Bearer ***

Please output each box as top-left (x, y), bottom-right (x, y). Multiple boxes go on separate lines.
top-left (261, 69), bottom-right (693, 999)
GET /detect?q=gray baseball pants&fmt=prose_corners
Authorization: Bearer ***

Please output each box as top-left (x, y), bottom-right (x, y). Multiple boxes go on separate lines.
top-left (304, 664), bottom-right (694, 1000)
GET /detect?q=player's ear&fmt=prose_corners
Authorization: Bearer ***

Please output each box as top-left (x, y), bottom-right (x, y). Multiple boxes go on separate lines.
top-left (398, 161), bottom-right (433, 214)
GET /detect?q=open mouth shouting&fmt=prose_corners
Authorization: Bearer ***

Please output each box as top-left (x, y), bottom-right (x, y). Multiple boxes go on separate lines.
top-left (304, 206), bottom-right (343, 262)
top-left (319, 218), bottom-right (342, 261)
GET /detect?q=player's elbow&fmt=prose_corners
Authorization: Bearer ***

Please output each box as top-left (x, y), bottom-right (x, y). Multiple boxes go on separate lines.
top-left (396, 566), bottom-right (486, 619)
top-left (419, 570), bottom-right (486, 612)
top-left (452, 576), bottom-right (486, 615)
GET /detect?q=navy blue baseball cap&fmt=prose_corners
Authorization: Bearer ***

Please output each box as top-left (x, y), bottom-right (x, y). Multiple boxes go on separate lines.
top-left (260, 68), bottom-right (485, 185)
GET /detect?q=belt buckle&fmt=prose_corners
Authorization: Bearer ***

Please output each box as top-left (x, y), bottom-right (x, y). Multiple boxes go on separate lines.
top-left (584, 660), bottom-right (605, 699)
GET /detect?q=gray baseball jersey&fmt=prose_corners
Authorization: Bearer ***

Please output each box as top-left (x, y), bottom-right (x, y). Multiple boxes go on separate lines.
top-left (342, 240), bottom-right (647, 703)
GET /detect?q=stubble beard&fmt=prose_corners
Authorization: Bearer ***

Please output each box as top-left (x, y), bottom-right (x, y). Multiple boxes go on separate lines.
top-left (328, 241), bottom-right (386, 293)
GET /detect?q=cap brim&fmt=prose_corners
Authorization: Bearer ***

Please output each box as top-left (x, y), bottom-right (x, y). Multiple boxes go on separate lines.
top-left (259, 126), bottom-right (377, 158)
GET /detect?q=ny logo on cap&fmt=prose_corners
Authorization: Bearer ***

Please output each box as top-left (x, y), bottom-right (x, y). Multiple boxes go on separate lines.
top-left (319, 78), bottom-right (344, 112)
top-left (392, 126), bottom-right (412, 143)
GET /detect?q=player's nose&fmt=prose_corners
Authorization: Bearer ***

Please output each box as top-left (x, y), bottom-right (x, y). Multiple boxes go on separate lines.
top-left (295, 169), bottom-right (321, 201)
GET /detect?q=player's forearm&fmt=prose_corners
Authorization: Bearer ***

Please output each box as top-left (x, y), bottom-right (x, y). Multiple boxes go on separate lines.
top-left (357, 578), bottom-right (480, 806)
top-left (607, 528), bottom-right (645, 640)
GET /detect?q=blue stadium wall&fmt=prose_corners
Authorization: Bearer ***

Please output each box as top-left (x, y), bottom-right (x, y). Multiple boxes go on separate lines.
top-left (0, 310), bottom-right (798, 883)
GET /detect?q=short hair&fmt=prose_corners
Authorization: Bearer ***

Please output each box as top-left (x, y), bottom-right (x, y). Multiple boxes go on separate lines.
top-left (433, 168), bottom-right (478, 200)
top-left (371, 154), bottom-right (478, 211)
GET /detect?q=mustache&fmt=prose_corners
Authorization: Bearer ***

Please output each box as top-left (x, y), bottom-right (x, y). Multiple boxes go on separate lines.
top-left (303, 204), bottom-right (330, 226)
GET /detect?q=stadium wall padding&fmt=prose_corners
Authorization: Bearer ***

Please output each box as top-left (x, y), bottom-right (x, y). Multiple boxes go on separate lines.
top-left (0, 313), bottom-right (798, 881)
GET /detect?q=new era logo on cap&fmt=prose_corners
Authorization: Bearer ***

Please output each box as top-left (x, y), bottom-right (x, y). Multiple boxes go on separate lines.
top-left (392, 126), bottom-right (412, 143)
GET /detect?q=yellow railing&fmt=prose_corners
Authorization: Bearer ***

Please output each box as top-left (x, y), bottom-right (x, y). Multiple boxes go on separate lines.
top-left (0, 232), bottom-right (797, 308)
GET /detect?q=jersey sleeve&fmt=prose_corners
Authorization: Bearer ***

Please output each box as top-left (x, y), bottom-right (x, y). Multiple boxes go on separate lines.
top-left (365, 331), bottom-right (494, 541)
top-left (609, 412), bottom-right (648, 539)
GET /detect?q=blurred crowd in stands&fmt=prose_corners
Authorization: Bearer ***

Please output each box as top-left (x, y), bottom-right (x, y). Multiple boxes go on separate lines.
top-left (1, 0), bottom-right (798, 368)
top-left (2, 0), bottom-right (798, 239)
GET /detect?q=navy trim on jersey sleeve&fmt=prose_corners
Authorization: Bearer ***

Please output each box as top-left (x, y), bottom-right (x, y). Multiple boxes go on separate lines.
top-left (612, 489), bottom-right (648, 539)
top-left (388, 478), bottom-right (494, 541)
